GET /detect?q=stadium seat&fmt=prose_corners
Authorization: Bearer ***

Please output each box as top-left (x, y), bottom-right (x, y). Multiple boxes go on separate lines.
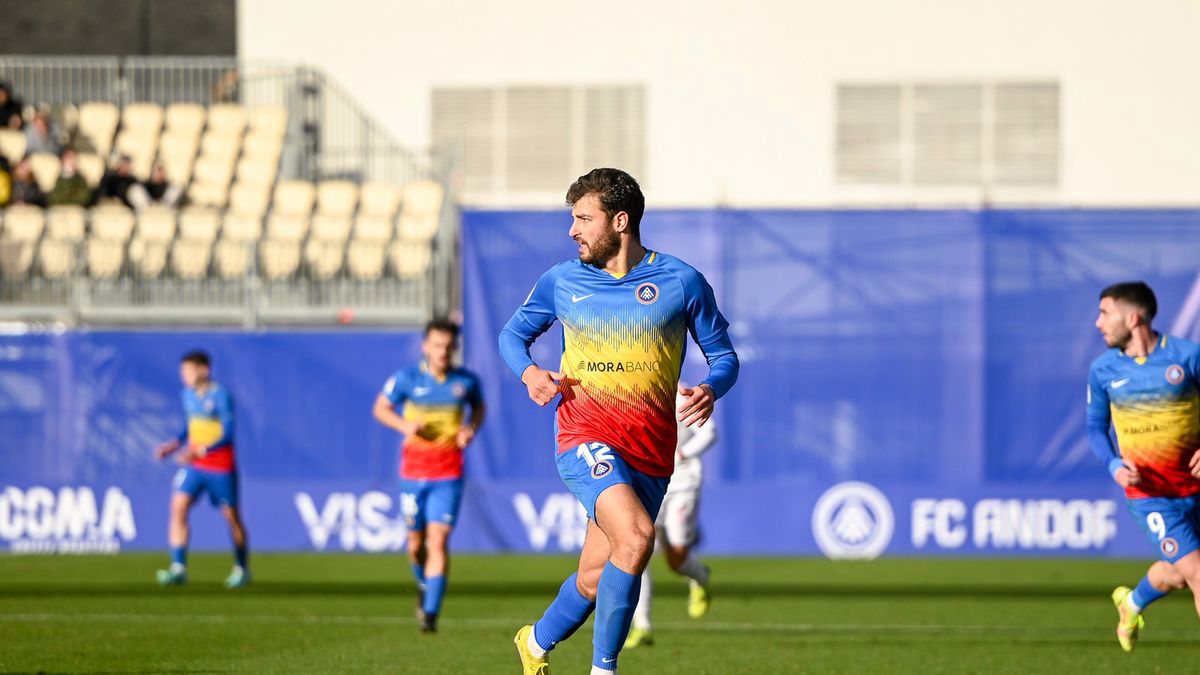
top-left (78, 102), bottom-right (119, 157)
top-left (214, 238), bottom-right (252, 279)
top-left (316, 181), bottom-right (359, 217)
top-left (114, 130), bottom-right (159, 180)
top-left (2, 205), bottom-right (45, 242)
top-left (352, 215), bottom-right (393, 243)
top-left (347, 239), bottom-right (385, 280)
top-left (359, 181), bottom-right (403, 218)
top-left (242, 131), bottom-right (283, 161)
top-left (389, 239), bottom-right (432, 279)
top-left (178, 207), bottom-right (221, 242)
top-left (91, 205), bottom-right (135, 242)
top-left (228, 182), bottom-right (272, 218)
top-left (170, 239), bottom-right (212, 280)
top-left (396, 180), bottom-right (444, 241)
top-left (310, 214), bottom-right (352, 243)
top-left (164, 103), bottom-right (206, 138)
top-left (186, 181), bottom-right (229, 209)
top-left (38, 238), bottom-right (75, 279)
top-left (272, 181), bottom-right (315, 217)
top-left (28, 153), bottom-right (62, 192)
top-left (135, 207), bottom-right (177, 243)
top-left (76, 153), bottom-right (106, 188)
top-left (128, 238), bottom-right (170, 279)
top-left (305, 239), bottom-right (344, 280)
top-left (199, 131), bottom-right (242, 164)
top-left (265, 214), bottom-right (309, 242)
top-left (234, 156), bottom-right (277, 187)
top-left (121, 103), bottom-right (164, 135)
top-left (222, 212), bottom-right (263, 242)
top-left (46, 206), bottom-right (86, 242)
top-left (206, 104), bottom-right (248, 135)
top-left (259, 239), bottom-right (301, 280)
top-left (248, 105), bottom-right (288, 138)
top-left (158, 131), bottom-right (200, 183)
top-left (0, 240), bottom-right (35, 279)
top-left (86, 239), bottom-right (125, 279)
top-left (0, 129), bottom-right (27, 165)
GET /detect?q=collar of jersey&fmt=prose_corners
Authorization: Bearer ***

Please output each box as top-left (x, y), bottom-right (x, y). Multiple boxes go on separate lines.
top-left (419, 360), bottom-right (450, 383)
top-left (587, 249), bottom-right (656, 280)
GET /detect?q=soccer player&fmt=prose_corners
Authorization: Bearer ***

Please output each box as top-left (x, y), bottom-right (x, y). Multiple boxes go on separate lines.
top-left (1087, 281), bottom-right (1200, 651)
top-left (501, 168), bottom-right (738, 674)
top-left (624, 387), bottom-right (717, 648)
top-left (373, 319), bottom-right (485, 634)
top-left (153, 350), bottom-right (250, 588)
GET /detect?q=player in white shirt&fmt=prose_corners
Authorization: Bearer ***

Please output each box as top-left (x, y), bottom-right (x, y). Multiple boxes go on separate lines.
top-left (625, 390), bottom-right (717, 647)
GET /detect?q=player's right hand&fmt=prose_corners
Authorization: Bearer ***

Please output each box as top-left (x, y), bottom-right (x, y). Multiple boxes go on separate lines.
top-left (1114, 463), bottom-right (1140, 488)
top-left (521, 366), bottom-right (563, 407)
top-left (1188, 449), bottom-right (1200, 478)
top-left (154, 439), bottom-right (180, 461)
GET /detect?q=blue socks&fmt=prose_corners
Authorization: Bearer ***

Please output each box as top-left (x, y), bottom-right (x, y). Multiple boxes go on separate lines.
top-left (1131, 575), bottom-right (1167, 611)
top-left (170, 546), bottom-right (187, 567)
top-left (424, 575), bottom-right (448, 615)
top-left (533, 573), bottom-right (596, 652)
top-left (234, 545), bottom-right (248, 570)
top-left (411, 562), bottom-right (427, 590)
top-left (592, 562), bottom-right (641, 670)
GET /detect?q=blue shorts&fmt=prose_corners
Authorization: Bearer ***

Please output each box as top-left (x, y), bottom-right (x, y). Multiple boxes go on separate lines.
top-left (400, 478), bottom-right (464, 531)
top-left (174, 467), bottom-right (239, 509)
top-left (1127, 495), bottom-right (1200, 563)
top-left (556, 442), bottom-right (669, 521)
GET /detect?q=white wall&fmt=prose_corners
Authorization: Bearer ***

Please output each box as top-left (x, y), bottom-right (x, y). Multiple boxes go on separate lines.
top-left (240, 0), bottom-right (1200, 206)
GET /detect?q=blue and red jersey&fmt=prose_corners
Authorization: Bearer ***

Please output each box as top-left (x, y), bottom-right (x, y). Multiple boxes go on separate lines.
top-left (177, 382), bottom-right (235, 473)
top-left (382, 361), bottom-right (483, 480)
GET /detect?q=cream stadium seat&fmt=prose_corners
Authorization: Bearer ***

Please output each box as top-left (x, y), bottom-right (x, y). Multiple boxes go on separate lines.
top-left (389, 239), bottom-right (432, 279)
top-left (347, 239), bottom-right (385, 280)
top-left (164, 103), bottom-right (206, 139)
top-left (359, 181), bottom-right (402, 218)
top-left (38, 238), bottom-right (75, 279)
top-left (259, 238), bottom-right (301, 280)
top-left (241, 131), bottom-right (283, 161)
top-left (214, 238), bottom-right (252, 280)
top-left (234, 156), bottom-right (277, 187)
top-left (2, 205), bottom-right (45, 242)
top-left (206, 104), bottom-right (248, 135)
top-left (158, 131), bottom-right (200, 184)
top-left (222, 212), bottom-right (263, 243)
top-left (46, 206), bottom-right (86, 242)
top-left (178, 207), bottom-right (221, 242)
top-left (135, 206), bottom-right (177, 243)
top-left (86, 238), bottom-right (125, 279)
top-left (272, 181), bottom-right (315, 217)
top-left (91, 205), bottom-right (135, 242)
top-left (305, 239), bottom-right (344, 280)
top-left (128, 238), bottom-right (170, 279)
top-left (396, 180), bottom-right (444, 241)
top-left (248, 105), bottom-right (288, 138)
top-left (187, 155), bottom-right (237, 208)
top-left (228, 182), bottom-right (272, 218)
top-left (199, 131), bottom-right (241, 165)
top-left (121, 103), bottom-right (164, 135)
top-left (170, 239), bottom-right (212, 280)
top-left (265, 214), bottom-right (309, 242)
top-left (310, 214), bottom-right (352, 243)
top-left (78, 102), bottom-right (119, 157)
top-left (28, 153), bottom-right (62, 192)
top-left (0, 129), bottom-right (26, 165)
top-left (316, 181), bottom-right (359, 217)
top-left (76, 153), bottom-right (106, 188)
top-left (114, 130), bottom-right (159, 180)
top-left (186, 182), bottom-right (228, 209)
top-left (352, 215), bottom-right (393, 243)
top-left (0, 240), bottom-right (35, 279)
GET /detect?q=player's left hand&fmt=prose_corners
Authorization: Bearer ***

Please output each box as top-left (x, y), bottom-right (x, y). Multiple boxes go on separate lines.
top-left (1189, 449), bottom-right (1200, 478)
top-left (176, 445), bottom-right (207, 465)
top-left (678, 383), bottom-right (715, 427)
top-left (456, 426), bottom-right (476, 448)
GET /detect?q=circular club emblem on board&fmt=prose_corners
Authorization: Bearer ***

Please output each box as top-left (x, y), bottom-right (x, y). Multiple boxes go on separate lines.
top-left (812, 481), bottom-right (894, 560)
top-left (1162, 537), bottom-right (1179, 557)
top-left (591, 460), bottom-right (613, 479)
top-left (1166, 364), bottom-right (1185, 385)
top-left (635, 282), bottom-right (659, 305)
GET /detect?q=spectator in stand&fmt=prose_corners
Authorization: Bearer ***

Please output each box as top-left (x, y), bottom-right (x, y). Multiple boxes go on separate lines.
top-left (48, 148), bottom-right (92, 207)
top-left (90, 155), bottom-right (137, 208)
top-left (129, 163), bottom-right (183, 210)
top-left (24, 111), bottom-right (62, 156)
top-left (9, 158), bottom-right (46, 207)
top-left (0, 157), bottom-right (12, 207)
top-left (0, 82), bottom-right (22, 129)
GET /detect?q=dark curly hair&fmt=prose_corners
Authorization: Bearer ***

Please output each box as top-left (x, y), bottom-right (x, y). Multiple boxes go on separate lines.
top-left (565, 168), bottom-right (645, 241)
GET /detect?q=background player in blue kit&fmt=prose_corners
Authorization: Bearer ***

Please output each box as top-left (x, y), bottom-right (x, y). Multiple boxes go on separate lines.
top-left (374, 319), bottom-right (485, 633)
top-left (1087, 282), bottom-right (1200, 651)
top-left (154, 350), bottom-right (250, 589)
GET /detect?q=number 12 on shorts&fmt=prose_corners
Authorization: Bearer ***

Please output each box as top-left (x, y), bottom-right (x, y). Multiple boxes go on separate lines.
top-left (576, 442), bottom-right (614, 467)
top-left (1148, 512), bottom-right (1166, 540)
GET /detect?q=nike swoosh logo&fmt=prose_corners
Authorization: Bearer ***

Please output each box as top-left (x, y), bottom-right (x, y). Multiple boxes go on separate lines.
top-left (1111, 379), bottom-right (1130, 389)
top-left (602, 657), bottom-right (616, 663)
top-left (571, 293), bottom-right (595, 303)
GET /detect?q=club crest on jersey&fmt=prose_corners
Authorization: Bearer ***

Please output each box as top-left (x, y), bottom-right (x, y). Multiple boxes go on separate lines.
top-left (591, 460), bottom-right (613, 479)
top-left (452, 383), bottom-right (466, 398)
top-left (1162, 537), bottom-right (1179, 557)
top-left (1166, 364), bottom-right (1185, 385)
top-left (635, 282), bottom-right (659, 305)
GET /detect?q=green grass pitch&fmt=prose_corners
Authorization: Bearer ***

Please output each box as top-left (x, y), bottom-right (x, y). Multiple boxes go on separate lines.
top-left (2, 553), bottom-right (1199, 673)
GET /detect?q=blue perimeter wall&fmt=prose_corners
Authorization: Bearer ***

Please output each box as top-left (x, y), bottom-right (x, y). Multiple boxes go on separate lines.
top-left (3, 207), bottom-right (1200, 559)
